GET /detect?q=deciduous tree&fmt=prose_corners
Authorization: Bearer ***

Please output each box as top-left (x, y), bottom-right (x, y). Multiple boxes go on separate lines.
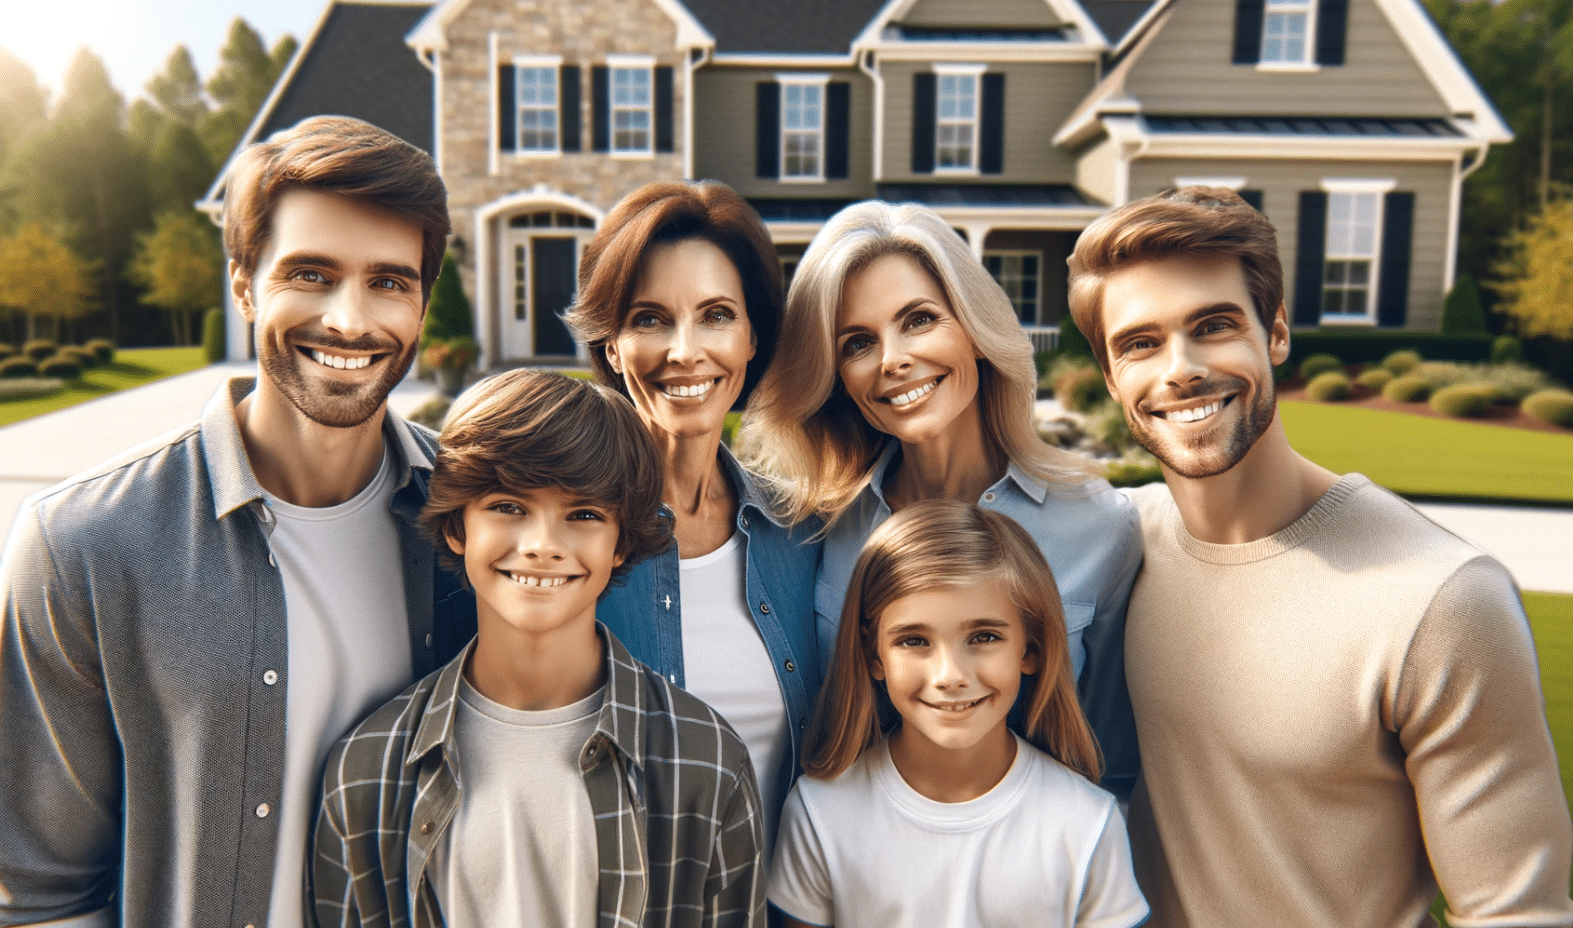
top-left (1493, 190), bottom-right (1573, 338)
top-left (128, 208), bottom-right (224, 345)
top-left (0, 223), bottom-right (99, 342)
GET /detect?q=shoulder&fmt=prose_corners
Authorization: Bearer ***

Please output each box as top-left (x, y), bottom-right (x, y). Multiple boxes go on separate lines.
top-left (791, 746), bottom-right (881, 816)
top-left (323, 666), bottom-right (444, 791)
top-left (387, 410), bottom-right (440, 465)
top-left (1019, 743), bottom-right (1117, 818)
top-left (636, 659), bottom-right (755, 777)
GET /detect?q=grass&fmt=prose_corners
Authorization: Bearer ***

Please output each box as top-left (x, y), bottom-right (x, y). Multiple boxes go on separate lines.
top-left (1280, 400), bottom-right (1573, 503)
top-left (0, 347), bottom-right (208, 428)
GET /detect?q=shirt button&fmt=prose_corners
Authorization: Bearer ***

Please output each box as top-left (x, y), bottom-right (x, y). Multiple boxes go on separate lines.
top-left (759, 602), bottom-right (770, 614)
top-left (983, 492), bottom-right (996, 502)
top-left (420, 822), bottom-right (432, 835)
top-left (262, 670), bottom-right (278, 686)
top-left (255, 803), bottom-right (270, 818)
top-left (267, 552), bottom-right (276, 567)
top-left (741, 513), bottom-right (749, 527)
top-left (784, 660), bottom-right (795, 672)
top-left (425, 634), bottom-right (433, 648)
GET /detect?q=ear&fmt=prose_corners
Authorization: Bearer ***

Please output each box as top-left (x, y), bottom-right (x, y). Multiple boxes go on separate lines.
top-left (230, 260), bottom-right (256, 323)
top-left (870, 653), bottom-right (886, 682)
top-left (1268, 302), bottom-right (1290, 367)
top-left (444, 528), bottom-right (466, 557)
top-left (1020, 645), bottom-right (1041, 677)
top-left (603, 339), bottom-right (624, 377)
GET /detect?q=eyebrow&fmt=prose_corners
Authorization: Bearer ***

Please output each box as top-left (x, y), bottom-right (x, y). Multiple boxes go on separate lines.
top-left (883, 616), bottom-right (1013, 637)
top-left (1107, 301), bottom-right (1248, 348)
top-left (273, 252), bottom-right (420, 282)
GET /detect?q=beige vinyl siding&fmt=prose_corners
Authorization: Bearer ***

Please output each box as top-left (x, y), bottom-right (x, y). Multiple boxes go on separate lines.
top-left (690, 66), bottom-right (875, 200)
top-left (1129, 157), bottom-right (1455, 329)
top-left (900, 0), bottom-right (1066, 28)
top-left (1075, 133), bottom-right (1120, 206)
top-left (1125, 0), bottom-right (1448, 117)
top-left (880, 59), bottom-right (1096, 182)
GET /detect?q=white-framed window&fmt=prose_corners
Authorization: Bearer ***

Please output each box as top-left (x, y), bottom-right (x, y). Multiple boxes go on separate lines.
top-left (984, 252), bottom-right (1042, 323)
top-left (780, 75), bottom-right (828, 181)
top-left (934, 64), bottom-right (985, 173)
top-left (608, 57), bottom-right (653, 155)
top-left (515, 59), bottom-right (559, 153)
top-left (1261, 0), bottom-right (1314, 65)
top-left (1320, 179), bottom-right (1393, 324)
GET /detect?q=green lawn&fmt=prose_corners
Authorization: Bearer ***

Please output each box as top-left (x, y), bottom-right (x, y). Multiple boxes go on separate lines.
top-left (0, 347), bottom-right (208, 428)
top-left (1280, 400), bottom-right (1573, 504)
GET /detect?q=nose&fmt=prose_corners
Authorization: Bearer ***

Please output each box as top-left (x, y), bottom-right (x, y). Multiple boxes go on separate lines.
top-left (519, 517), bottom-right (565, 561)
top-left (320, 283), bottom-right (376, 339)
top-left (880, 337), bottom-right (912, 377)
top-left (930, 644), bottom-right (970, 692)
top-left (1162, 336), bottom-right (1207, 387)
top-left (666, 317), bottom-right (701, 366)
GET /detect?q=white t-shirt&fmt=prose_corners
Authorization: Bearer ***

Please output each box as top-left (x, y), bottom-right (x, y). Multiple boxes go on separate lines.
top-left (769, 733), bottom-right (1148, 928)
top-left (428, 678), bottom-right (604, 928)
top-left (679, 531), bottom-right (791, 863)
top-left (264, 446), bottom-right (414, 928)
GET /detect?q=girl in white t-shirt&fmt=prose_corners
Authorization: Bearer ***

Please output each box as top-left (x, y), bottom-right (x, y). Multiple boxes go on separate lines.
top-left (768, 500), bottom-right (1147, 928)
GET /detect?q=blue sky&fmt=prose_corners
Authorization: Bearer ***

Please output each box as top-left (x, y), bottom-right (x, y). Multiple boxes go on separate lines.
top-left (2, 0), bottom-right (338, 101)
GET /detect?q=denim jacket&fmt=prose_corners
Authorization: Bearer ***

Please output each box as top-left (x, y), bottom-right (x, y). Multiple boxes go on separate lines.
top-left (815, 441), bottom-right (1144, 800)
top-left (596, 445), bottom-right (823, 806)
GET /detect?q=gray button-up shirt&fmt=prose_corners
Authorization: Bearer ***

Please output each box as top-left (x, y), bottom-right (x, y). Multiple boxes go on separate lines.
top-left (0, 377), bottom-right (474, 928)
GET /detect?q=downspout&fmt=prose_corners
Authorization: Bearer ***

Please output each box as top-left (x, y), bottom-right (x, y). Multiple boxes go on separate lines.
top-left (685, 45), bottom-right (712, 180)
top-left (1443, 141), bottom-right (1490, 292)
top-left (858, 49), bottom-right (884, 182)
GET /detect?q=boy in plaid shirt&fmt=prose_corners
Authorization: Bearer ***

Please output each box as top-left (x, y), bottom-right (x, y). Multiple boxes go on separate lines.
top-left (310, 370), bottom-right (764, 928)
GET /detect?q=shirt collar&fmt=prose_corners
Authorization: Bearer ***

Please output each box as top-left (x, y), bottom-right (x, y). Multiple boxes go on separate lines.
top-left (717, 442), bottom-right (789, 529)
top-left (865, 438), bottom-right (1048, 507)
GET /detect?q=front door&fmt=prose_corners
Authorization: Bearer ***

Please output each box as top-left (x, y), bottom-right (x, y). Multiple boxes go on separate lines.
top-left (532, 236), bottom-right (578, 356)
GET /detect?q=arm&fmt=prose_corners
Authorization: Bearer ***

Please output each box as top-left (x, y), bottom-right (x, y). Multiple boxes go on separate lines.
top-left (307, 753), bottom-right (363, 928)
top-left (766, 787), bottom-right (836, 928)
top-left (1075, 801), bottom-right (1150, 928)
top-left (702, 760), bottom-right (766, 928)
top-left (1076, 498), bottom-right (1143, 804)
top-left (0, 503), bottom-right (121, 926)
top-left (1397, 558), bottom-right (1573, 926)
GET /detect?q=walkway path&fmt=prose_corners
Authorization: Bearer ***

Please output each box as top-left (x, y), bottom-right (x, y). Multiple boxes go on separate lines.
top-left (3, 366), bottom-right (1570, 594)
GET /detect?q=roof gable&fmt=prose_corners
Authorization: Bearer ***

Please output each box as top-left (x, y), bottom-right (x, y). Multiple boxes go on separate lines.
top-left (857, 0), bottom-right (1109, 49)
top-left (409, 0), bottom-right (711, 51)
top-left (679, 0), bottom-right (889, 55)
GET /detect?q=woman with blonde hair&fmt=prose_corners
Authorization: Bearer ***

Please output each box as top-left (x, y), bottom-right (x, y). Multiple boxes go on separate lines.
top-left (737, 200), bottom-right (1142, 798)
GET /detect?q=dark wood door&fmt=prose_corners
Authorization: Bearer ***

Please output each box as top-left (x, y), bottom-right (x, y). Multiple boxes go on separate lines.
top-left (531, 236), bottom-right (577, 356)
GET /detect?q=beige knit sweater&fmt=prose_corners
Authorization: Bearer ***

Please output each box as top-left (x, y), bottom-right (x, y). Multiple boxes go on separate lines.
top-left (1124, 475), bottom-right (1572, 928)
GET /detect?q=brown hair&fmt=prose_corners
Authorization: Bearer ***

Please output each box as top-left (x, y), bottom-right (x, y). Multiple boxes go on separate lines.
top-left (802, 499), bottom-right (1102, 783)
top-left (1067, 187), bottom-right (1282, 372)
top-left (419, 370), bottom-right (672, 585)
top-left (563, 180), bottom-right (783, 402)
top-left (222, 115), bottom-right (450, 303)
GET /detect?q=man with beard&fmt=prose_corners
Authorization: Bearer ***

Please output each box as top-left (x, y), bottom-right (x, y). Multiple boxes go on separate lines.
top-left (1066, 187), bottom-right (1572, 928)
top-left (0, 117), bottom-right (474, 928)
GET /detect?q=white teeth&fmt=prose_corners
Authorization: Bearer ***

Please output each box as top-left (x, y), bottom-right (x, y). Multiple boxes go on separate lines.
top-left (889, 380), bottom-right (937, 407)
top-left (508, 573), bottom-right (568, 587)
top-left (311, 350), bottom-right (371, 370)
top-left (1167, 399), bottom-right (1223, 423)
top-left (663, 380), bottom-right (714, 398)
top-left (931, 697), bottom-right (983, 711)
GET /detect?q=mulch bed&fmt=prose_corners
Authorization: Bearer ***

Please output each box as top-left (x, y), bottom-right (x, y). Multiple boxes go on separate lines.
top-left (1278, 375), bottom-right (1570, 435)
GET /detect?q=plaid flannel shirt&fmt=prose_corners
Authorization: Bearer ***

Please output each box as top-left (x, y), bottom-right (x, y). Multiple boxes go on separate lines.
top-left (310, 624), bottom-right (765, 928)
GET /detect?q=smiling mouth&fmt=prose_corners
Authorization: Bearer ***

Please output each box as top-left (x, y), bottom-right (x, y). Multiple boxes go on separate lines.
top-left (501, 570), bottom-right (576, 587)
top-left (304, 347), bottom-right (377, 371)
top-left (1153, 395), bottom-right (1233, 423)
top-left (883, 376), bottom-right (942, 407)
top-left (923, 695), bottom-right (988, 712)
top-left (662, 379), bottom-right (716, 398)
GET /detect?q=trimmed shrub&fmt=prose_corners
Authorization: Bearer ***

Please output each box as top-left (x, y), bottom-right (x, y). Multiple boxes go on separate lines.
top-left (1305, 371), bottom-right (1352, 401)
top-left (1054, 365), bottom-right (1109, 413)
top-left (1429, 382), bottom-right (1495, 418)
top-left (1411, 360), bottom-right (1468, 389)
top-left (1439, 273), bottom-right (1488, 335)
top-left (1056, 312), bottom-right (1094, 359)
top-left (422, 252), bottom-right (475, 343)
top-left (0, 343), bottom-right (13, 361)
top-left (0, 356), bottom-right (40, 378)
top-left (1490, 335), bottom-right (1522, 365)
top-left (202, 308), bottom-right (226, 363)
top-left (0, 377), bottom-right (64, 401)
top-left (1356, 368), bottom-right (1393, 392)
top-left (23, 339), bottom-right (56, 362)
top-left (84, 338), bottom-right (115, 364)
top-left (1383, 374), bottom-right (1431, 402)
top-left (1084, 399), bottom-right (1135, 453)
top-left (1287, 331), bottom-right (1491, 365)
top-left (1522, 389), bottom-right (1573, 428)
top-left (1105, 448), bottom-right (1162, 488)
top-left (1381, 349), bottom-right (1422, 375)
top-left (1478, 362), bottom-right (1551, 404)
top-left (1298, 353), bottom-right (1343, 381)
top-left (59, 346), bottom-right (96, 369)
top-left (38, 353), bottom-right (83, 379)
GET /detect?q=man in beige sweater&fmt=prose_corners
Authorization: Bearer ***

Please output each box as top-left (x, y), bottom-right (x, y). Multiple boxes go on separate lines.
top-left (1065, 187), bottom-right (1572, 928)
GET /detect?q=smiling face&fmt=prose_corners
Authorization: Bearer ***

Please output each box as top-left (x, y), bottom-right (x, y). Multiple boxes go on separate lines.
top-left (872, 581), bottom-right (1038, 759)
top-left (604, 237), bottom-right (755, 444)
top-left (447, 486), bottom-right (625, 642)
top-left (233, 188), bottom-right (426, 429)
top-left (1098, 254), bottom-right (1289, 479)
top-left (835, 253), bottom-right (984, 448)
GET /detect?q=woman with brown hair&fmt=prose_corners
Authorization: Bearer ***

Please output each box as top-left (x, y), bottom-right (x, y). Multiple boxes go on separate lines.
top-left (564, 180), bottom-right (820, 854)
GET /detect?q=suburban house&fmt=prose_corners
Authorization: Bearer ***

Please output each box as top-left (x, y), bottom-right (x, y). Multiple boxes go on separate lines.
top-left (199, 0), bottom-right (1510, 366)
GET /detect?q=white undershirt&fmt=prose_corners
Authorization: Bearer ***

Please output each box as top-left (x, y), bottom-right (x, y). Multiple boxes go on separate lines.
top-left (264, 446), bottom-right (413, 928)
top-left (429, 678), bottom-right (604, 928)
top-left (678, 532), bottom-right (790, 865)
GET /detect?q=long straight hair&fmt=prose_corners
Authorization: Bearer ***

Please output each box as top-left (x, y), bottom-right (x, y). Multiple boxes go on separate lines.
top-left (802, 500), bottom-right (1102, 782)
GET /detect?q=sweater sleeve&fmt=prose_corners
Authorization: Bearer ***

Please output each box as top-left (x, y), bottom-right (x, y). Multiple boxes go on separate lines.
top-left (1394, 556), bottom-right (1573, 928)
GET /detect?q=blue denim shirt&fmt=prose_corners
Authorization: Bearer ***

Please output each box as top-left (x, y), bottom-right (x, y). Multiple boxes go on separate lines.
top-left (596, 445), bottom-right (823, 807)
top-left (815, 441), bottom-right (1143, 800)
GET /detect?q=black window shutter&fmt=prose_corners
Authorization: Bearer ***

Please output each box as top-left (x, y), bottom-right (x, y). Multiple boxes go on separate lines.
top-left (980, 72), bottom-right (1005, 175)
top-left (1377, 192), bottom-right (1414, 327)
top-left (655, 65), bottom-right (674, 152)
top-left (826, 82), bottom-right (850, 180)
top-left (560, 65), bottom-right (581, 152)
top-left (499, 65), bottom-right (516, 152)
top-left (1233, 0), bottom-right (1266, 64)
top-left (1315, 0), bottom-right (1349, 66)
top-left (912, 72), bottom-right (936, 174)
top-left (1294, 191), bottom-right (1327, 326)
top-left (591, 65), bottom-right (609, 152)
top-left (1239, 189), bottom-right (1264, 211)
top-left (756, 82), bottom-right (780, 178)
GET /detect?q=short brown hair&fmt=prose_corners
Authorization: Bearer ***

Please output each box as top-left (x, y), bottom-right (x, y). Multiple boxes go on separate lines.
top-left (419, 370), bottom-right (672, 585)
top-left (1067, 187), bottom-right (1282, 372)
top-left (222, 116), bottom-right (450, 303)
top-left (564, 181), bottom-right (783, 402)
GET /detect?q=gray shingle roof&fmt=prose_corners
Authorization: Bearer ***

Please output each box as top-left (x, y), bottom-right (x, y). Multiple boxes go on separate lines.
top-left (678, 0), bottom-right (889, 54)
top-left (257, 2), bottom-right (434, 152)
top-left (876, 183), bottom-right (1098, 207)
top-left (1080, 0), bottom-right (1158, 45)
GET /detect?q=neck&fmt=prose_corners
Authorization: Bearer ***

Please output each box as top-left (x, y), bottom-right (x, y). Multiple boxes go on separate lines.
top-left (1163, 415), bottom-right (1341, 544)
top-left (885, 405), bottom-right (1003, 510)
top-left (657, 429), bottom-right (731, 517)
top-left (888, 723), bottom-right (1017, 803)
top-left (466, 617), bottom-right (607, 711)
top-left (236, 383), bottom-right (388, 507)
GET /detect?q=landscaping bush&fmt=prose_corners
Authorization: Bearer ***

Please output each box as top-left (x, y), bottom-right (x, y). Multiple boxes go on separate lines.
top-left (1411, 361), bottom-right (1469, 390)
top-left (0, 356), bottom-right (40, 378)
top-left (1105, 448), bottom-right (1162, 487)
top-left (84, 338), bottom-right (114, 364)
top-left (408, 395), bottom-right (452, 431)
top-left (1356, 368), bottom-right (1393, 392)
top-left (1053, 365), bottom-right (1109, 413)
top-left (23, 339), bottom-right (57, 362)
top-left (1084, 399), bottom-right (1135, 453)
top-left (1429, 382), bottom-right (1495, 418)
top-left (1477, 363), bottom-right (1553, 404)
top-left (1298, 353), bottom-right (1343, 381)
top-left (1288, 331), bottom-right (1490, 365)
top-left (1383, 374), bottom-right (1431, 402)
top-left (1522, 389), bottom-right (1573, 428)
top-left (1439, 273), bottom-right (1489, 335)
top-left (1382, 349), bottom-right (1422, 375)
top-left (1305, 371), bottom-right (1352, 401)
top-left (59, 346), bottom-right (96, 369)
top-left (1491, 335), bottom-right (1522, 365)
top-left (1056, 312), bottom-right (1093, 359)
top-left (38, 353), bottom-right (83, 380)
top-left (0, 377), bottom-right (64, 401)
top-left (201, 308), bottom-right (226, 363)
top-left (0, 343), bottom-right (13, 361)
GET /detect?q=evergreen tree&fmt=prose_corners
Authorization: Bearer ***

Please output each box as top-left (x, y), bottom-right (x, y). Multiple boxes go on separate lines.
top-left (148, 46), bottom-right (209, 126)
top-left (0, 49), bottom-right (48, 233)
top-left (423, 253), bottom-right (474, 343)
top-left (202, 19), bottom-right (280, 164)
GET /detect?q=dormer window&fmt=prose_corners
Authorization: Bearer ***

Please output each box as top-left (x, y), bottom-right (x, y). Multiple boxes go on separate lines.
top-left (780, 76), bottom-right (829, 181)
top-left (1233, 0), bottom-right (1346, 68)
top-left (1261, 0), bottom-right (1312, 64)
